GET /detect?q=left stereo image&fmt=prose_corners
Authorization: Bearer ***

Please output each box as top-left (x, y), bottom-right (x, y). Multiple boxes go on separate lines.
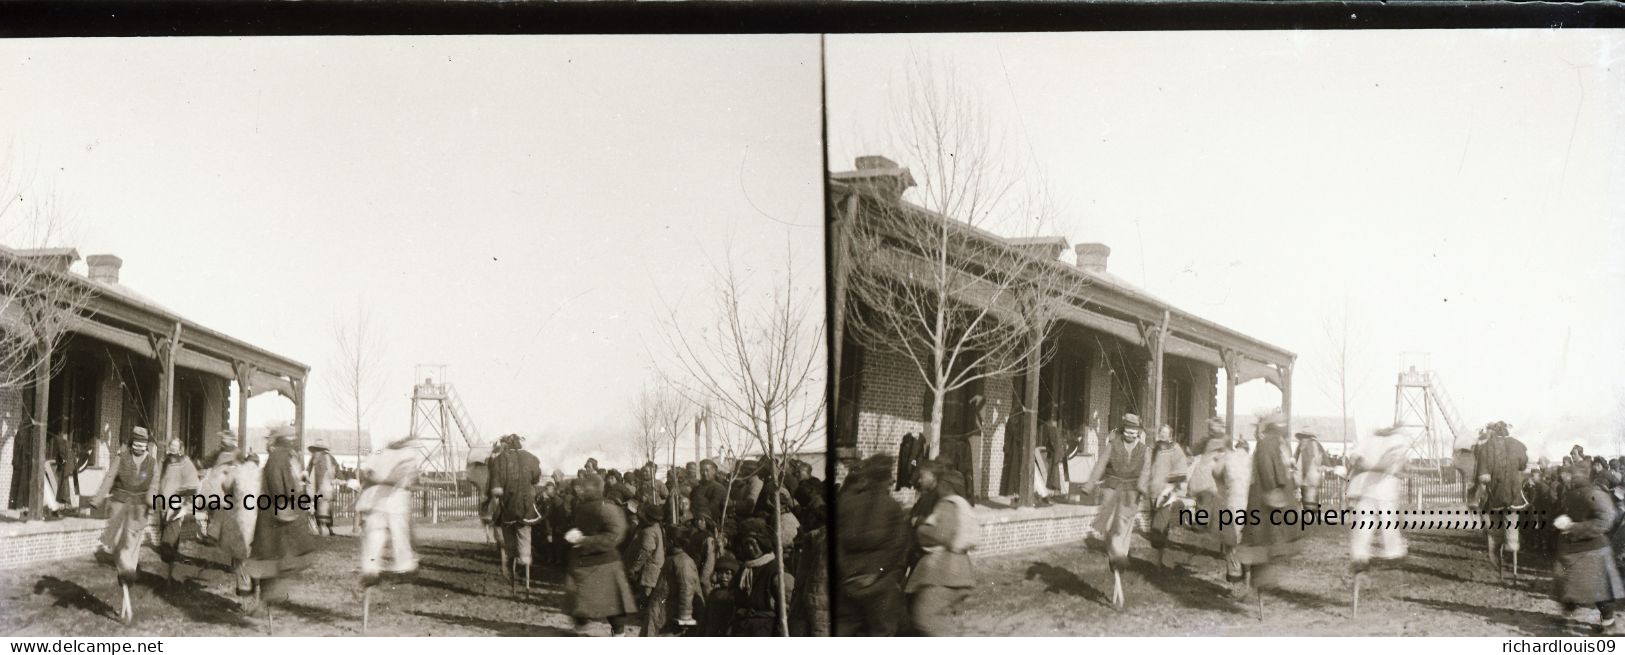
top-left (0, 35), bottom-right (829, 637)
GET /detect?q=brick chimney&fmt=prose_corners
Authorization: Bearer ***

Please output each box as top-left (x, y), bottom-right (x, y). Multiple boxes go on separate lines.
top-left (86, 254), bottom-right (123, 284)
top-left (849, 155), bottom-right (915, 203)
top-left (1075, 243), bottom-right (1111, 273)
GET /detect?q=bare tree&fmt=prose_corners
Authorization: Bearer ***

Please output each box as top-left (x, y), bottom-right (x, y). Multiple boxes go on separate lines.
top-left (839, 54), bottom-right (1083, 503)
top-left (654, 247), bottom-right (824, 637)
top-left (629, 381), bottom-right (684, 467)
top-left (326, 301), bottom-right (387, 485)
top-left (1313, 295), bottom-right (1372, 446)
top-left (0, 170), bottom-right (96, 519)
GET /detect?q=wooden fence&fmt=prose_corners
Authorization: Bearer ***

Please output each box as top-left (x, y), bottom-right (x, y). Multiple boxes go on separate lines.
top-left (1315, 467), bottom-right (1467, 510)
top-left (326, 485), bottom-right (484, 524)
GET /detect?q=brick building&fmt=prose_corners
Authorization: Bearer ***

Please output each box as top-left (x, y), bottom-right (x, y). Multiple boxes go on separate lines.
top-left (830, 157), bottom-right (1296, 551)
top-left (0, 246), bottom-right (308, 520)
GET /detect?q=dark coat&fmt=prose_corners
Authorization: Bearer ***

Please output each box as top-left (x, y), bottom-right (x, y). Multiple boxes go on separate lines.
top-left (247, 445), bottom-right (319, 578)
top-left (690, 479), bottom-right (727, 523)
top-left (488, 448), bottom-right (541, 524)
top-left (1556, 483), bottom-right (1624, 604)
top-left (835, 478), bottom-right (907, 582)
top-left (1237, 432), bottom-right (1300, 565)
top-left (1472, 435), bottom-right (1528, 509)
top-left (566, 496), bottom-right (637, 619)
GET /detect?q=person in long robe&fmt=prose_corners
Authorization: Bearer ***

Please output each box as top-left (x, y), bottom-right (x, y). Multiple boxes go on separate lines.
top-left (91, 428), bottom-right (161, 586)
top-left (1553, 460), bottom-right (1625, 635)
top-left (488, 434), bottom-right (541, 580)
top-left (565, 472), bottom-right (639, 636)
top-left (1236, 413), bottom-right (1301, 593)
top-left (359, 435), bottom-right (420, 584)
top-left (244, 426), bottom-right (319, 608)
top-left (1473, 421), bottom-right (1528, 572)
top-left (156, 438), bottom-right (201, 581)
top-left (905, 469), bottom-right (976, 636)
top-left (1081, 413), bottom-right (1150, 571)
top-left (305, 444), bottom-right (340, 536)
top-left (1294, 431), bottom-right (1326, 509)
top-left (1142, 425), bottom-right (1190, 569)
top-left (835, 454), bottom-right (907, 637)
top-left (1347, 426), bottom-right (1410, 572)
top-left (1187, 419), bottom-right (1250, 582)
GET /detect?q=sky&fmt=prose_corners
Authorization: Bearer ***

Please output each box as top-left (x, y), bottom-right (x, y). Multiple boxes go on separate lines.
top-left (0, 35), bottom-right (824, 472)
top-left (828, 30), bottom-right (1625, 459)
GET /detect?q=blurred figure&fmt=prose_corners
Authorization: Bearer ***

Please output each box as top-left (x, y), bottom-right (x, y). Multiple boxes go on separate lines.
top-left (305, 444), bottom-right (340, 536)
top-left (1347, 426), bottom-right (1410, 572)
top-left (905, 469), bottom-right (976, 636)
top-left (359, 435), bottom-right (421, 584)
top-left (1236, 412), bottom-right (1300, 597)
top-left (1293, 430), bottom-right (1326, 509)
top-left (1553, 460), bottom-right (1624, 635)
top-left (565, 472), bottom-right (639, 636)
top-left (245, 425), bottom-right (320, 609)
top-left (789, 501), bottom-right (829, 636)
top-left (835, 454), bottom-right (907, 636)
top-left (1187, 419), bottom-right (1251, 582)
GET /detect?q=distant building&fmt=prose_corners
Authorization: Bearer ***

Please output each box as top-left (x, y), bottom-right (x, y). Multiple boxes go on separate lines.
top-left (248, 427), bottom-right (372, 470)
top-left (830, 156), bottom-right (1296, 504)
top-left (0, 247), bottom-right (307, 517)
top-left (1236, 415), bottom-right (1357, 457)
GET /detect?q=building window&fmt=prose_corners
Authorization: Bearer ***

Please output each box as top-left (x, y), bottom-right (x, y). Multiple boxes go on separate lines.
top-left (834, 332), bottom-right (864, 448)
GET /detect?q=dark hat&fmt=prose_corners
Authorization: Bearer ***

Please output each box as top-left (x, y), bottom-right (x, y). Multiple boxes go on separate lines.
top-left (861, 454), bottom-right (895, 481)
top-left (1259, 411), bottom-right (1286, 435)
top-left (307, 444), bottom-right (329, 452)
top-left (1206, 418), bottom-right (1227, 437)
top-left (1201, 437), bottom-right (1230, 455)
top-left (714, 557), bottom-right (741, 575)
top-left (131, 427), bottom-right (151, 443)
top-left (268, 423), bottom-right (297, 443)
top-left (1373, 425), bottom-right (1402, 437)
top-left (1121, 413), bottom-right (1143, 430)
top-left (936, 470), bottom-right (966, 498)
top-left (1294, 431), bottom-right (1317, 440)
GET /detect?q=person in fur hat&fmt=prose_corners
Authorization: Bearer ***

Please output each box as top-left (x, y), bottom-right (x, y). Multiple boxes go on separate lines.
top-left (244, 424), bottom-right (320, 612)
top-left (905, 469), bottom-right (976, 636)
top-left (1553, 459), bottom-right (1625, 635)
top-left (565, 472), bottom-right (639, 636)
top-left (1236, 412), bottom-right (1301, 603)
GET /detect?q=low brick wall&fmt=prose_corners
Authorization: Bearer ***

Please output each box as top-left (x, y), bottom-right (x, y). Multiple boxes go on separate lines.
top-left (0, 515), bottom-right (182, 570)
top-left (967, 502), bottom-right (1155, 560)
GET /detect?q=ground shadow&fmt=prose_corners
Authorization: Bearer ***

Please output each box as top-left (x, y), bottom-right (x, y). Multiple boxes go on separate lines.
top-left (1022, 562), bottom-right (1110, 606)
top-left (31, 576), bottom-right (116, 621)
top-left (1398, 596), bottom-right (1589, 637)
top-left (275, 600), bottom-right (358, 626)
top-left (1129, 561), bottom-right (1248, 615)
top-left (133, 572), bottom-right (255, 629)
top-left (408, 610), bottom-right (577, 637)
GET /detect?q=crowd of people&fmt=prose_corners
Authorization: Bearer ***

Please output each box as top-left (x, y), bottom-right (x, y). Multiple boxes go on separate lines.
top-left (838, 409), bottom-right (1625, 636)
top-left (480, 434), bottom-right (828, 636)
